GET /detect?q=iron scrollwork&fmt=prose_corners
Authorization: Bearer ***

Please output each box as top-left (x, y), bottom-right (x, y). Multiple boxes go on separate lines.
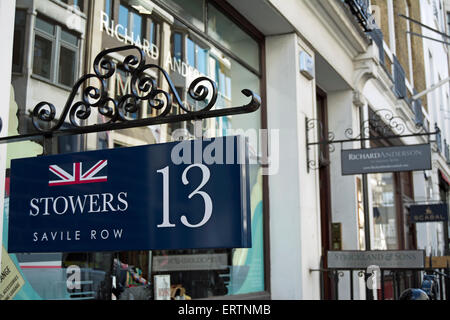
top-left (32, 45), bottom-right (260, 134)
top-left (305, 108), bottom-right (438, 173)
top-left (344, 109), bottom-right (426, 140)
top-left (305, 118), bottom-right (334, 172)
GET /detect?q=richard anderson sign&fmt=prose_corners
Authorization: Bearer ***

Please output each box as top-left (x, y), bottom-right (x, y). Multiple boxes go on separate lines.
top-left (341, 144), bottom-right (431, 175)
top-left (8, 136), bottom-right (251, 253)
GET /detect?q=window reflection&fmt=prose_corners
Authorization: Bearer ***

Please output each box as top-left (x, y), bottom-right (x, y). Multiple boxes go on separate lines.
top-left (167, 0), bottom-right (205, 31)
top-left (207, 3), bottom-right (259, 72)
top-left (132, 13), bottom-right (142, 43)
top-left (159, 13), bottom-right (263, 297)
top-left (118, 5), bottom-right (128, 36)
top-left (371, 173), bottom-right (399, 249)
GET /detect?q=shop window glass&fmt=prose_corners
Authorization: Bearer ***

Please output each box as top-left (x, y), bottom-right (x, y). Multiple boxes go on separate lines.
top-left (154, 13), bottom-right (263, 298)
top-left (118, 5), bottom-right (129, 36)
top-left (115, 68), bottom-right (142, 120)
top-left (173, 32), bottom-right (182, 60)
top-left (10, 2), bottom-right (263, 301)
top-left (36, 16), bottom-right (55, 35)
top-left (149, 21), bottom-right (157, 45)
top-left (210, 56), bottom-right (232, 102)
top-left (207, 3), bottom-right (259, 72)
top-left (73, 0), bottom-right (84, 12)
top-left (13, 10), bottom-right (27, 73)
top-left (58, 46), bottom-right (76, 87)
top-left (33, 35), bottom-right (53, 80)
top-left (33, 15), bottom-right (80, 87)
top-left (448, 12), bottom-right (450, 35)
top-left (118, 3), bottom-right (145, 44)
top-left (187, 38), bottom-right (196, 66)
top-left (57, 127), bottom-right (81, 154)
top-left (197, 46), bottom-right (207, 74)
top-left (61, 29), bottom-right (78, 46)
top-left (105, 0), bottom-right (113, 20)
top-left (132, 12), bottom-right (142, 43)
top-left (186, 37), bottom-right (208, 75)
top-left (371, 173), bottom-right (399, 250)
top-left (167, 0), bottom-right (205, 31)
top-left (98, 137), bottom-right (108, 150)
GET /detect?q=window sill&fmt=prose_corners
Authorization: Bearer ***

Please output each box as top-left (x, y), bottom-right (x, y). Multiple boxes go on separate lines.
top-left (30, 74), bottom-right (76, 93)
top-left (48, 0), bottom-right (87, 20)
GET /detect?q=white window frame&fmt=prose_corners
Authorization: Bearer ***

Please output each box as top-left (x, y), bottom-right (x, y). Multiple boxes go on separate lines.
top-left (32, 15), bottom-right (80, 88)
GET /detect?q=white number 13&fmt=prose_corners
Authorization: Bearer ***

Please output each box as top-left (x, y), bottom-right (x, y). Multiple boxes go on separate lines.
top-left (157, 164), bottom-right (213, 228)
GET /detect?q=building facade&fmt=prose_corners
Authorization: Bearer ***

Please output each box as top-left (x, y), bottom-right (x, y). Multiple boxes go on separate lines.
top-left (1, 0), bottom-right (449, 300)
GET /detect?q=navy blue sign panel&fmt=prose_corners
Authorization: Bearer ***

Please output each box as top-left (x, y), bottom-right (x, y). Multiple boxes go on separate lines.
top-left (8, 136), bottom-right (251, 253)
top-left (410, 204), bottom-right (448, 223)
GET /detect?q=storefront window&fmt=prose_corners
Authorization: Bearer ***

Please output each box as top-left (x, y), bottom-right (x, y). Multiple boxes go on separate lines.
top-left (33, 15), bottom-right (80, 87)
top-left (73, 0), bottom-right (84, 12)
top-left (152, 5), bottom-right (264, 297)
top-left (13, 10), bottom-right (26, 73)
top-left (132, 12), bottom-right (142, 43)
top-left (118, 4), bottom-right (129, 37)
top-left (5, 0), bottom-right (264, 300)
top-left (149, 21), bottom-right (157, 45)
top-left (371, 173), bottom-right (399, 250)
top-left (58, 47), bottom-right (76, 87)
top-left (356, 178), bottom-right (366, 250)
top-left (207, 3), bottom-right (260, 72)
top-left (173, 32), bottom-right (183, 60)
top-left (167, 0), bottom-right (205, 31)
top-left (33, 35), bottom-right (53, 80)
top-left (105, 0), bottom-right (113, 23)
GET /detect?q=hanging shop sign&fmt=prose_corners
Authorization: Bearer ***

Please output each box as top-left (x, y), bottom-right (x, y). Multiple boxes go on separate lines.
top-left (327, 250), bottom-right (425, 269)
top-left (8, 135), bottom-right (251, 253)
top-left (409, 203), bottom-right (448, 223)
top-left (341, 144), bottom-right (431, 175)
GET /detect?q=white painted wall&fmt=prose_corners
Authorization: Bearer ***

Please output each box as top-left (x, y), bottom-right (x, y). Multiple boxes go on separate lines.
top-left (327, 89), bottom-right (368, 300)
top-left (0, 0), bottom-right (16, 269)
top-left (268, 0), bottom-right (362, 89)
top-left (266, 33), bottom-right (321, 300)
top-left (417, 0), bottom-right (450, 257)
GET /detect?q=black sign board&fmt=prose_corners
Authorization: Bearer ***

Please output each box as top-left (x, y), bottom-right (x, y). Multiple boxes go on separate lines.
top-left (341, 144), bottom-right (431, 175)
top-left (409, 203), bottom-right (448, 223)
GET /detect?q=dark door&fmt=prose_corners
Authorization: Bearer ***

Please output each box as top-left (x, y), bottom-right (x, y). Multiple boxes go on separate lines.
top-left (317, 87), bottom-right (333, 299)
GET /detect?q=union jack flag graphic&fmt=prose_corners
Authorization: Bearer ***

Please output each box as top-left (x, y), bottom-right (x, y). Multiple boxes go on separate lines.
top-left (49, 160), bottom-right (108, 186)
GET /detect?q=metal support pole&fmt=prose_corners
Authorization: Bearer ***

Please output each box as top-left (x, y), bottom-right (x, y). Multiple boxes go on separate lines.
top-left (359, 107), bottom-right (371, 251)
top-left (43, 135), bottom-right (53, 156)
top-left (333, 271), bottom-right (339, 300)
top-left (350, 270), bottom-right (354, 300)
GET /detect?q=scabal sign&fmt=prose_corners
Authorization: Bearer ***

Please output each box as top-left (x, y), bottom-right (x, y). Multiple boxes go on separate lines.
top-left (0, 246), bottom-right (25, 300)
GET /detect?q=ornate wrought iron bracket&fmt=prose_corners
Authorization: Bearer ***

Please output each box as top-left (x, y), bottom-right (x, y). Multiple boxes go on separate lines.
top-left (0, 45), bottom-right (261, 145)
top-left (306, 109), bottom-right (441, 173)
